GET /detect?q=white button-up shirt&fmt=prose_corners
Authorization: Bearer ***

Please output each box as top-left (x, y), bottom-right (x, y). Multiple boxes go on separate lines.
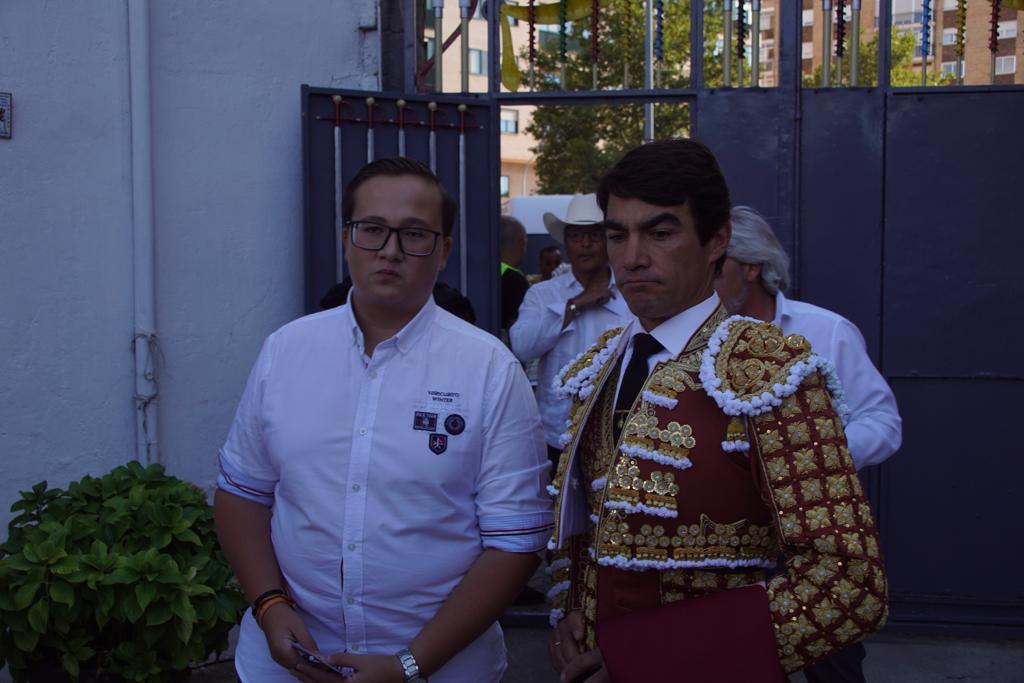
top-left (217, 296), bottom-right (552, 682)
top-left (773, 291), bottom-right (902, 469)
top-left (509, 270), bottom-right (629, 448)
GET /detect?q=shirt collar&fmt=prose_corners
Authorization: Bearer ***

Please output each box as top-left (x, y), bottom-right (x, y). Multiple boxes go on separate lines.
top-left (772, 290), bottom-right (790, 328)
top-left (637, 293), bottom-right (721, 356)
top-left (343, 287), bottom-right (438, 356)
top-left (566, 266), bottom-right (620, 295)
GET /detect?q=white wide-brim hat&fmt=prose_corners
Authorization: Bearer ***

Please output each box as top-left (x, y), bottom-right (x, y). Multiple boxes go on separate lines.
top-left (543, 193), bottom-right (604, 245)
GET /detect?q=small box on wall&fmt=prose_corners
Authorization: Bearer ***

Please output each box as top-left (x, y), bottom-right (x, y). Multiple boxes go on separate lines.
top-left (0, 92), bottom-right (11, 139)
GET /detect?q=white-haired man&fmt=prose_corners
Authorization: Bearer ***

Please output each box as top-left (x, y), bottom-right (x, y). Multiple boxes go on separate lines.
top-left (510, 194), bottom-right (629, 470)
top-left (714, 204), bottom-right (901, 683)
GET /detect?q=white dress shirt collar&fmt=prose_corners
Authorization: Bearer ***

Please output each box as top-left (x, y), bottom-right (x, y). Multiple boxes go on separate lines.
top-left (771, 290), bottom-right (791, 329)
top-left (343, 288), bottom-right (438, 357)
top-left (640, 292), bottom-right (721, 356)
top-left (566, 266), bottom-right (620, 297)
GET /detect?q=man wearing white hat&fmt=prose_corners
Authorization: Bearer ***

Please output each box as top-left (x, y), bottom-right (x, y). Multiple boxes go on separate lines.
top-left (510, 194), bottom-right (630, 467)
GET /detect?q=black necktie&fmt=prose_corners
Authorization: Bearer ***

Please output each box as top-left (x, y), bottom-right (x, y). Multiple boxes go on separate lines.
top-left (613, 332), bottom-right (663, 443)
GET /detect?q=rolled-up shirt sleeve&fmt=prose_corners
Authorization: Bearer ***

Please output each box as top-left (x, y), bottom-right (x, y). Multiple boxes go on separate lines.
top-left (217, 336), bottom-right (279, 506)
top-left (826, 319), bottom-right (902, 469)
top-left (475, 356), bottom-right (554, 552)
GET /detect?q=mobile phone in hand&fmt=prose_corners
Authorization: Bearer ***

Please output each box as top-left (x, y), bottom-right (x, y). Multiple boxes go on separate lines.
top-left (289, 640), bottom-right (353, 678)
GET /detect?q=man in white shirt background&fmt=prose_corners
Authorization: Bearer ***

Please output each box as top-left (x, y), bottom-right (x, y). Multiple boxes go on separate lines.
top-left (509, 194), bottom-right (630, 469)
top-left (713, 204), bottom-right (902, 683)
top-left (214, 157), bottom-right (552, 683)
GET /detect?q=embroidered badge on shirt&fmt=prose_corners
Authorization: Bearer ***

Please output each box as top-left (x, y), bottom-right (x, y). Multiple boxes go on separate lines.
top-left (429, 433), bottom-right (448, 454)
top-left (444, 414), bottom-right (466, 435)
top-left (413, 411), bottom-right (438, 431)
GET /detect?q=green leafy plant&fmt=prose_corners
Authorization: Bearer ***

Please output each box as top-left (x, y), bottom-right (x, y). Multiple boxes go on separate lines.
top-left (0, 462), bottom-right (247, 682)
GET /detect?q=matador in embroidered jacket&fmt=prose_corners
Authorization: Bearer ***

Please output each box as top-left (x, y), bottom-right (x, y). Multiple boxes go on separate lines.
top-left (547, 306), bottom-right (888, 676)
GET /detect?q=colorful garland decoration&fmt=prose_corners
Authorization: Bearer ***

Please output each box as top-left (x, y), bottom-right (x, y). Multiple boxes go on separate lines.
top-left (921, 0), bottom-right (932, 60)
top-left (654, 0), bottom-right (665, 62)
top-left (836, 0), bottom-right (847, 59)
top-left (559, 0), bottom-right (568, 64)
top-left (990, 0), bottom-right (1001, 54)
top-left (736, 0), bottom-right (746, 67)
top-left (955, 0), bottom-right (967, 58)
top-left (528, 0), bottom-right (537, 83)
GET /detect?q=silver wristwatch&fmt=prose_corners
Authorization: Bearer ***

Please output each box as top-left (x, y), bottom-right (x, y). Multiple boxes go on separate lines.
top-left (395, 648), bottom-right (426, 682)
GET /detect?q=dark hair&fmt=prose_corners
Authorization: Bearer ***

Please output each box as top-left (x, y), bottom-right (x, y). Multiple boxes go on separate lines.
top-left (597, 139), bottom-right (731, 246)
top-left (342, 157), bottom-right (457, 236)
top-left (539, 245), bottom-right (561, 257)
top-left (500, 215), bottom-right (526, 249)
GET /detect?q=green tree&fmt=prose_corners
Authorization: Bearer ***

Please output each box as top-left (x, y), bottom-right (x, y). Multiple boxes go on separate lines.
top-left (523, 0), bottom-right (721, 194)
top-left (804, 30), bottom-right (955, 87)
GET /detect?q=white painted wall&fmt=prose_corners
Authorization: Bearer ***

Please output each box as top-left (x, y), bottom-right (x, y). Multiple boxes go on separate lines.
top-left (0, 0), bottom-right (379, 537)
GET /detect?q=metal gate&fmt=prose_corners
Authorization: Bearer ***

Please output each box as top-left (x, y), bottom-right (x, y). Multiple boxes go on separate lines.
top-left (303, 0), bottom-right (1024, 636)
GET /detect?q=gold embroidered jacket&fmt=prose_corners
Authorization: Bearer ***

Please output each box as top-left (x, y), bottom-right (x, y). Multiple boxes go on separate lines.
top-left (546, 306), bottom-right (888, 673)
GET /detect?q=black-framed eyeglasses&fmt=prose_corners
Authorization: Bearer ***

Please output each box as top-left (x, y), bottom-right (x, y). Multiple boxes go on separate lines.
top-left (346, 220), bottom-right (443, 257)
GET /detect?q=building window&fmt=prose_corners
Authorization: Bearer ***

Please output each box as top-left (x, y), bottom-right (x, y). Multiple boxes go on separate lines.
top-left (802, 42), bottom-right (813, 59)
top-left (998, 21), bottom-right (1017, 40)
top-left (942, 28), bottom-right (956, 45)
top-left (802, 9), bottom-right (814, 26)
top-left (941, 61), bottom-right (965, 77)
top-left (500, 175), bottom-right (510, 197)
top-left (996, 55), bottom-right (1017, 75)
top-left (499, 109), bottom-right (519, 134)
top-left (469, 48), bottom-right (487, 75)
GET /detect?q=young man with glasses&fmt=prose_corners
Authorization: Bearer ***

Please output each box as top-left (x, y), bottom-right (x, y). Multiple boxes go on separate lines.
top-left (215, 157), bottom-right (552, 683)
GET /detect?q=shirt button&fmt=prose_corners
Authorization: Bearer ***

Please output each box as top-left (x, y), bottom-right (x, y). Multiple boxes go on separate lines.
top-left (347, 543), bottom-right (356, 551)
top-left (368, 370), bottom-right (377, 379)
top-left (347, 597), bottom-right (356, 604)
top-left (352, 484), bottom-right (361, 492)
top-left (359, 427), bottom-right (368, 436)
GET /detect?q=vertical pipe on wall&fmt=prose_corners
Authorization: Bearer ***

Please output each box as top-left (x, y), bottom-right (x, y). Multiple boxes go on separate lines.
top-left (644, 0), bottom-right (654, 140)
top-left (127, 0), bottom-right (159, 465)
top-left (822, 0), bottom-right (833, 87)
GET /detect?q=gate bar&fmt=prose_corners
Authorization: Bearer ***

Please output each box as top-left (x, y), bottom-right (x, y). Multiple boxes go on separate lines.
top-left (822, 0), bottom-right (833, 87)
top-left (751, 1), bottom-right (761, 87)
top-left (644, 0), bottom-right (655, 140)
top-left (851, 0), bottom-right (861, 86)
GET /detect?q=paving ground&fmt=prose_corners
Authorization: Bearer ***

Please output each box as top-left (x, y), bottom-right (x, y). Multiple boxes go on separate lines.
top-left (189, 628), bottom-right (1024, 682)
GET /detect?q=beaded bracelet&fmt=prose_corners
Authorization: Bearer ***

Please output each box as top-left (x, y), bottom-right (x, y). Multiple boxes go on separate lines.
top-left (255, 594), bottom-right (296, 627)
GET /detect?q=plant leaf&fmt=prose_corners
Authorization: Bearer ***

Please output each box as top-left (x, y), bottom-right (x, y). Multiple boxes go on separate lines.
top-left (62, 652), bottom-right (81, 678)
top-left (174, 615), bottom-right (193, 644)
top-left (49, 579), bottom-right (75, 607)
top-left (145, 602), bottom-right (173, 626)
top-left (135, 582), bottom-right (157, 611)
top-left (27, 599), bottom-right (48, 634)
top-left (13, 582), bottom-right (40, 610)
top-left (12, 626), bottom-right (39, 651)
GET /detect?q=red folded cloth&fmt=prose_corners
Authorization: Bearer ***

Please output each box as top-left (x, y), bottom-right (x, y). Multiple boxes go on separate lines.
top-left (596, 584), bottom-right (786, 682)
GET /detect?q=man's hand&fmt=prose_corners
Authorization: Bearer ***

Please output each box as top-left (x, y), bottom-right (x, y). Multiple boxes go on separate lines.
top-left (573, 286), bottom-right (613, 312)
top-left (260, 602), bottom-right (317, 677)
top-left (560, 648), bottom-right (608, 683)
top-left (549, 609), bottom-right (585, 672)
top-left (323, 652), bottom-right (405, 683)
